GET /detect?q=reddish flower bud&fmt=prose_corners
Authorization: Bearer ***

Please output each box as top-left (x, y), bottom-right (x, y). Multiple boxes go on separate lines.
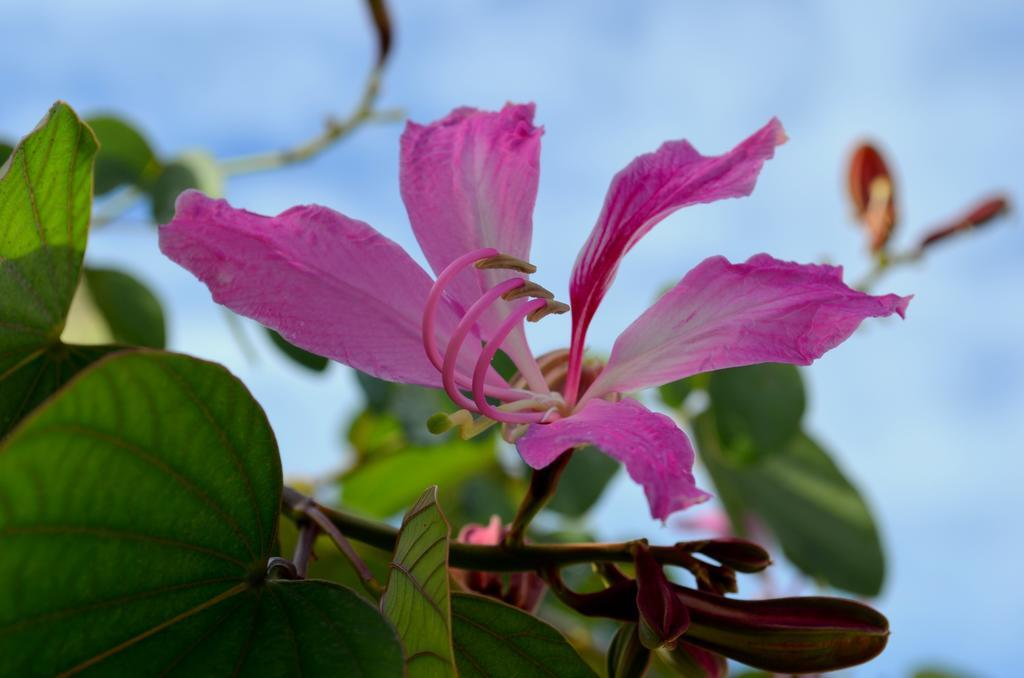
top-left (686, 538), bottom-right (772, 573)
top-left (919, 195), bottom-right (1010, 249)
top-left (634, 543), bottom-right (690, 649)
top-left (451, 516), bottom-right (546, 612)
top-left (848, 142), bottom-right (897, 252)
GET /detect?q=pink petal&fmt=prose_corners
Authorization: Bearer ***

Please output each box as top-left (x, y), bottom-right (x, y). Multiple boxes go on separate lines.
top-left (568, 119), bottom-right (786, 357)
top-left (400, 103), bottom-right (543, 366)
top-left (160, 190), bottom-right (478, 387)
top-left (585, 254), bottom-right (912, 399)
top-left (517, 398), bottom-right (710, 521)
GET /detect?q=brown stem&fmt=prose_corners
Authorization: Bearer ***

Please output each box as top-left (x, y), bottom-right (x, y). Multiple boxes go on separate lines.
top-left (504, 451), bottom-right (574, 545)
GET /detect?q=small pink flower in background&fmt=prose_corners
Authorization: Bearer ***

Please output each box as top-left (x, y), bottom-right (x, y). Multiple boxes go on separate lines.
top-left (161, 103), bottom-right (910, 522)
top-left (452, 516), bottom-right (545, 612)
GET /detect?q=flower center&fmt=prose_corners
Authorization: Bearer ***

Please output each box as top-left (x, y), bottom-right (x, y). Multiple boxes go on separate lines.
top-left (421, 248), bottom-right (569, 432)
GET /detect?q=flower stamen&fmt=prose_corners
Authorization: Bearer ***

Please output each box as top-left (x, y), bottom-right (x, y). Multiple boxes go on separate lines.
top-left (475, 254), bottom-right (537, 273)
top-left (471, 298), bottom-right (559, 424)
top-left (442, 278), bottom-right (529, 412)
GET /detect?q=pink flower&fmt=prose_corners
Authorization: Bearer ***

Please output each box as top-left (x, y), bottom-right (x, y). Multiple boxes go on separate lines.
top-left (160, 103), bottom-right (910, 522)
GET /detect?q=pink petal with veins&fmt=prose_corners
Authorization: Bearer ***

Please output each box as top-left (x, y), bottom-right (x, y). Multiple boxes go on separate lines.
top-left (160, 190), bottom-right (484, 387)
top-left (568, 119), bottom-right (786, 365)
top-left (585, 254), bottom-right (911, 399)
top-left (517, 398), bottom-right (710, 521)
top-left (401, 103), bottom-right (543, 368)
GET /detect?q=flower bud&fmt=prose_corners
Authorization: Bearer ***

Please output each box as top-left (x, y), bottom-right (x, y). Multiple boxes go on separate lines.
top-left (451, 516), bottom-right (546, 612)
top-left (919, 195), bottom-right (1010, 249)
top-left (634, 543), bottom-right (690, 649)
top-left (848, 142), bottom-right (897, 252)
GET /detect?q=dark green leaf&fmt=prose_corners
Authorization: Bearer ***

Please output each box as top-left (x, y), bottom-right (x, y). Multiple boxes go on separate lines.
top-left (491, 348), bottom-right (519, 382)
top-left (606, 623), bottom-right (650, 678)
top-left (707, 364), bottom-right (805, 464)
top-left (342, 438), bottom-right (497, 519)
top-left (84, 267), bottom-right (166, 348)
top-left (546, 446), bottom-right (619, 517)
top-left (696, 414), bottom-right (885, 595)
top-left (266, 327), bottom-right (328, 372)
top-left (0, 141), bottom-right (13, 165)
top-left (452, 593), bottom-right (596, 677)
top-left (0, 351), bottom-right (403, 675)
top-left (0, 343), bottom-right (119, 438)
top-left (85, 115), bottom-right (160, 195)
top-left (380, 486), bottom-right (457, 676)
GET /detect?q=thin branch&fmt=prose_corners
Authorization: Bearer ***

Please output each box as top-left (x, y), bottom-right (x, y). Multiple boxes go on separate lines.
top-left (505, 451), bottom-right (573, 545)
top-left (281, 486), bottom-right (737, 574)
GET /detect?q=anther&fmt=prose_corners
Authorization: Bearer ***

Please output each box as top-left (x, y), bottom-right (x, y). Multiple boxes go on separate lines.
top-left (502, 281), bottom-right (554, 301)
top-left (527, 300), bottom-right (570, 322)
top-left (475, 254), bottom-right (537, 273)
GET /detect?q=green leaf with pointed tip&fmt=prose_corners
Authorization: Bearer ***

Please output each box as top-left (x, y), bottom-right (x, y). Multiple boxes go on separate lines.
top-left (707, 364), bottom-right (805, 464)
top-left (0, 101), bottom-right (97, 368)
top-left (0, 102), bottom-right (113, 438)
top-left (546, 446), bottom-right (619, 517)
top-left (696, 413), bottom-right (885, 595)
top-left (342, 438), bottom-right (496, 519)
top-left (266, 327), bottom-right (329, 372)
top-left (0, 351), bottom-right (404, 675)
top-left (452, 593), bottom-right (596, 677)
top-left (85, 115), bottom-right (161, 195)
top-left (84, 267), bottom-right (166, 348)
top-left (380, 486), bottom-right (457, 677)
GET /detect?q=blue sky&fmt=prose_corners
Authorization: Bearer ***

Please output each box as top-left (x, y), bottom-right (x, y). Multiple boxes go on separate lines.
top-left (4, 1), bottom-right (1022, 673)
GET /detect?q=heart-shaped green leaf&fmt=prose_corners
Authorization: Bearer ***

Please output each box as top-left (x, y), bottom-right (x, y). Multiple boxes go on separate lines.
top-left (696, 413), bottom-right (885, 595)
top-left (0, 351), bottom-right (404, 675)
top-left (452, 593), bottom-right (596, 677)
top-left (84, 267), bottom-right (166, 348)
top-left (380, 486), bottom-right (457, 676)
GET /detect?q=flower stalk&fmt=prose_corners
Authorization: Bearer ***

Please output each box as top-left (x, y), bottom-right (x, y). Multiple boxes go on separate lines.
top-left (504, 450), bottom-right (574, 545)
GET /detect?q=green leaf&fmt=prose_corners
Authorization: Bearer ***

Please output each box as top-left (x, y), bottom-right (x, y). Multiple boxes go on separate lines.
top-left (266, 327), bottom-right (329, 372)
top-left (149, 151), bottom-right (223, 224)
top-left (84, 267), bottom-right (166, 348)
top-left (707, 364), bottom-right (805, 464)
top-left (0, 102), bottom-right (109, 437)
top-left (546, 446), bottom-right (619, 517)
top-left (0, 141), bottom-right (13, 165)
top-left (696, 414), bottom-right (885, 595)
top-left (0, 351), bottom-right (404, 675)
top-left (0, 343), bottom-right (119, 438)
top-left (342, 438), bottom-right (497, 519)
top-left (0, 101), bottom-right (98, 367)
top-left (606, 623), bottom-right (650, 678)
top-left (380, 486), bottom-right (457, 676)
top-left (85, 115), bottom-right (161, 195)
top-left (452, 593), bottom-right (596, 677)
